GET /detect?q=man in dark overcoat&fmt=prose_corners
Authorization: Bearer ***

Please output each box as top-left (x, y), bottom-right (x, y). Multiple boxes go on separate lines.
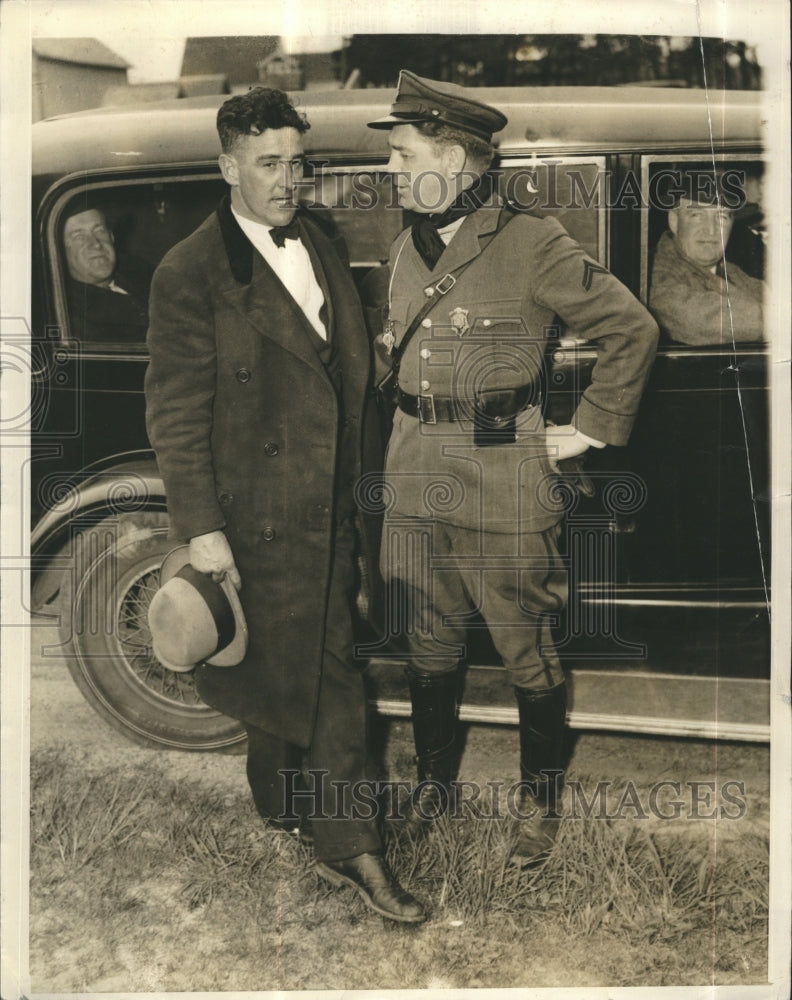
top-left (62, 205), bottom-right (151, 343)
top-left (367, 72), bottom-right (659, 865)
top-left (144, 88), bottom-right (424, 922)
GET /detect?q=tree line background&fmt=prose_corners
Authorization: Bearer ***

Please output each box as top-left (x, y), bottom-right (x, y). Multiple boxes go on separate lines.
top-left (338, 34), bottom-right (762, 90)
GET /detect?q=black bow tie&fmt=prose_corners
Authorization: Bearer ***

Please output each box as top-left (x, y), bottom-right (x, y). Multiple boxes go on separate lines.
top-left (269, 218), bottom-right (300, 248)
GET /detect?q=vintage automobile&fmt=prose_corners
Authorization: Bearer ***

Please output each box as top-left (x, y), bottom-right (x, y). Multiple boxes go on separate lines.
top-left (29, 86), bottom-right (770, 751)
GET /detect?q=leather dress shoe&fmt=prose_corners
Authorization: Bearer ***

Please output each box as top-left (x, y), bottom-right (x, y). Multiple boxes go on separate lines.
top-left (315, 851), bottom-right (426, 923)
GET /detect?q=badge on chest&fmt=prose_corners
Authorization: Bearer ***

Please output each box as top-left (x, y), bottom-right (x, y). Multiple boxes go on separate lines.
top-left (448, 307), bottom-right (470, 336)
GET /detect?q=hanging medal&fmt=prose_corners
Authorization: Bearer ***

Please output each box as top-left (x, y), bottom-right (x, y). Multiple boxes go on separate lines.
top-left (382, 318), bottom-right (396, 354)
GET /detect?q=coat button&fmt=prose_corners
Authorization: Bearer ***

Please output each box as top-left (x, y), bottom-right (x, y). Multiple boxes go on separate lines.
top-left (420, 380), bottom-right (431, 391)
top-left (420, 348), bottom-right (431, 359)
top-left (262, 526), bottom-right (276, 541)
top-left (421, 318), bottom-right (432, 328)
top-left (263, 442), bottom-right (279, 456)
top-left (236, 368), bottom-right (252, 383)
top-left (218, 490), bottom-right (234, 504)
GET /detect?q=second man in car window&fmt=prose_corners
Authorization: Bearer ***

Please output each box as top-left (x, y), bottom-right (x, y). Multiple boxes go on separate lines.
top-left (649, 188), bottom-right (765, 344)
top-left (62, 203), bottom-right (152, 344)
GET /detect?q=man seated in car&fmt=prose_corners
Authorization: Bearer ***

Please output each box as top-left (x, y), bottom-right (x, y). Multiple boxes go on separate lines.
top-left (649, 188), bottom-right (765, 345)
top-left (62, 204), bottom-right (152, 344)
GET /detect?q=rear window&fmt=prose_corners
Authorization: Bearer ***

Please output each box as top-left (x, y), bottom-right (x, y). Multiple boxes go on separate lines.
top-left (48, 176), bottom-right (225, 350)
top-left (640, 154), bottom-right (766, 346)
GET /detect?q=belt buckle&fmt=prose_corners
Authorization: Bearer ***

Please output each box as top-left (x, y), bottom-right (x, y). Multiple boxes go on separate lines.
top-left (417, 393), bottom-right (437, 424)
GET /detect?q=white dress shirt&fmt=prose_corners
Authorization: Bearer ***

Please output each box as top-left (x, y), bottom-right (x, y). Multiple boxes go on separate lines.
top-left (232, 207), bottom-right (327, 340)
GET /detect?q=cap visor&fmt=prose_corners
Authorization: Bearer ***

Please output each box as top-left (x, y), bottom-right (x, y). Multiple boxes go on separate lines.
top-left (367, 113), bottom-right (431, 130)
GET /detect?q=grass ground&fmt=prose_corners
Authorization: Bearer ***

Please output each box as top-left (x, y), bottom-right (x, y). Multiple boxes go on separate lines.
top-left (29, 744), bottom-right (769, 992)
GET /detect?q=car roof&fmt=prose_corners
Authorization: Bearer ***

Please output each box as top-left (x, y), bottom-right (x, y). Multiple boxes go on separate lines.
top-left (33, 86), bottom-right (762, 178)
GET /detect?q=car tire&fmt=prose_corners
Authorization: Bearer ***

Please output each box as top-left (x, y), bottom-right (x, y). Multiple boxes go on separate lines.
top-left (58, 510), bottom-right (246, 752)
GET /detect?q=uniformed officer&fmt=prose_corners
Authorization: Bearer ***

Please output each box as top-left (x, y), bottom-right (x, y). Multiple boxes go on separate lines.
top-left (367, 72), bottom-right (659, 865)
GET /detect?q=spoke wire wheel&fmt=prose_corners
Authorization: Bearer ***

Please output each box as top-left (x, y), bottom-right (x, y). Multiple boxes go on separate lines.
top-left (60, 511), bottom-right (246, 752)
top-left (113, 549), bottom-right (203, 709)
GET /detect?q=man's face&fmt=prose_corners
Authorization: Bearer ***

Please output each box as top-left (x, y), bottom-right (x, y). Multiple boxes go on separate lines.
top-left (669, 199), bottom-right (734, 268)
top-left (386, 124), bottom-right (456, 214)
top-left (63, 209), bottom-right (116, 285)
top-left (219, 127), bottom-right (305, 227)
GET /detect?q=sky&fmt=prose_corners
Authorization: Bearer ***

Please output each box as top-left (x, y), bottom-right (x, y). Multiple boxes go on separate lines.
top-left (108, 34), bottom-right (347, 84)
top-left (28, 0), bottom-right (779, 85)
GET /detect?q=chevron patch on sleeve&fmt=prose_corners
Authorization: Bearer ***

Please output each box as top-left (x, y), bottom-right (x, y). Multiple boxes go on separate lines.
top-left (582, 259), bottom-right (610, 291)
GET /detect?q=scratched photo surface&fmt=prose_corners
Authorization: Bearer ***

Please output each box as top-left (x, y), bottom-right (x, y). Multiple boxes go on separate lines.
top-left (2, 1), bottom-right (790, 998)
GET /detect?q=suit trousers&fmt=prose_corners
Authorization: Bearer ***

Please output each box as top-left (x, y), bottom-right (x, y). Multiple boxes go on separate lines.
top-left (382, 517), bottom-right (567, 689)
top-left (243, 521), bottom-right (382, 863)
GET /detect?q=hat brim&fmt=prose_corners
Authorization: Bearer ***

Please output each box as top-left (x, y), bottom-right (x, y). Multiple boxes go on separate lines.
top-left (206, 576), bottom-right (248, 667)
top-left (153, 545), bottom-right (249, 671)
top-left (367, 112), bottom-right (432, 130)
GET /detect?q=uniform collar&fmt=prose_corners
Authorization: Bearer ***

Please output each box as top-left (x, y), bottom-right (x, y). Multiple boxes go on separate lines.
top-left (424, 190), bottom-right (503, 278)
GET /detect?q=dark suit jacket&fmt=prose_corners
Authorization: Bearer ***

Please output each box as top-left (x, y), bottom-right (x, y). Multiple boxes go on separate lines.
top-left (145, 198), bottom-right (373, 745)
top-left (67, 257), bottom-right (152, 344)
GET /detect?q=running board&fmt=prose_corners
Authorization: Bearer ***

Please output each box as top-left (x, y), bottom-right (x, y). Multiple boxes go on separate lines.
top-left (364, 660), bottom-right (771, 743)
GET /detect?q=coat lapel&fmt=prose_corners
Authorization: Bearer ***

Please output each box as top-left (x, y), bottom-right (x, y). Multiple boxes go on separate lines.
top-left (215, 197), bottom-right (329, 380)
top-left (299, 218), bottom-right (336, 337)
top-left (225, 261), bottom-right (330, 379)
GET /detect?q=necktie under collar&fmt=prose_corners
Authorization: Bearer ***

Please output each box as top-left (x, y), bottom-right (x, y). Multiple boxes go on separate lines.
top-left (411, 172), bottom-right (494, 270)
top-left (269, 218), bottom-right (301, 248)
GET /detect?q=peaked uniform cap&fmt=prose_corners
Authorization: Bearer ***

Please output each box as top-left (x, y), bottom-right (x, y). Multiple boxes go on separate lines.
top-left (367, 70), bottom-right (507, 142)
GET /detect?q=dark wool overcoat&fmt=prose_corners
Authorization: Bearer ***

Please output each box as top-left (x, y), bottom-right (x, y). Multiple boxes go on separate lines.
top-left (145, 198), bottom-right (373, 747)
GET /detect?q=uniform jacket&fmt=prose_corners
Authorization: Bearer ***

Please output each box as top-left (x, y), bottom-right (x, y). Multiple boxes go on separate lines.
top-left (382, 194), bottom-right (659, 533)
top-left (649, 231), bottom-right (764, 345)
top-left (145, 197), bottom-right (372, 746)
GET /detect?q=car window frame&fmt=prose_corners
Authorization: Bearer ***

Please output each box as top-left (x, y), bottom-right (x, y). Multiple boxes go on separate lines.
top-left (494, 154), bottom-right (609, 269)
top-left (42, 167), bottom-right (223, 360)
top-left (639, 150), bottom-right (765, 310)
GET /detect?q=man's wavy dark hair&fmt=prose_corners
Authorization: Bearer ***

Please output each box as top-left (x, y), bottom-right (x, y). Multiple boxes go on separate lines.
top-left (217, 88), bottom-right (310, 152)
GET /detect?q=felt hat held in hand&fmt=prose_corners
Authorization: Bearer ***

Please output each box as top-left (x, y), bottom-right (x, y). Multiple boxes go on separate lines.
top-left (148, 545), bottom-right (248, 672)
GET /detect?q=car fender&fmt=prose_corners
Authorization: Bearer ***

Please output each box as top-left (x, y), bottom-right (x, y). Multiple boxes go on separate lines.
top-left (31, 455), bottom-right (168, 608)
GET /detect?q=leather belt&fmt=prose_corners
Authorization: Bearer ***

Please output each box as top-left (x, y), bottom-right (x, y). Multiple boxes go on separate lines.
top-left (397, 388), bottom-right (457, 424)
top-left (396, 384), bottom-right (538, 425)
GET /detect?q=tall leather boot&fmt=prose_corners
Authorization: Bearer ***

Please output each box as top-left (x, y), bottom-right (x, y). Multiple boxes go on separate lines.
top-left (509, 681), bottom-right (567, 868)
top-left (404, 667), bottom-right (459, 824)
